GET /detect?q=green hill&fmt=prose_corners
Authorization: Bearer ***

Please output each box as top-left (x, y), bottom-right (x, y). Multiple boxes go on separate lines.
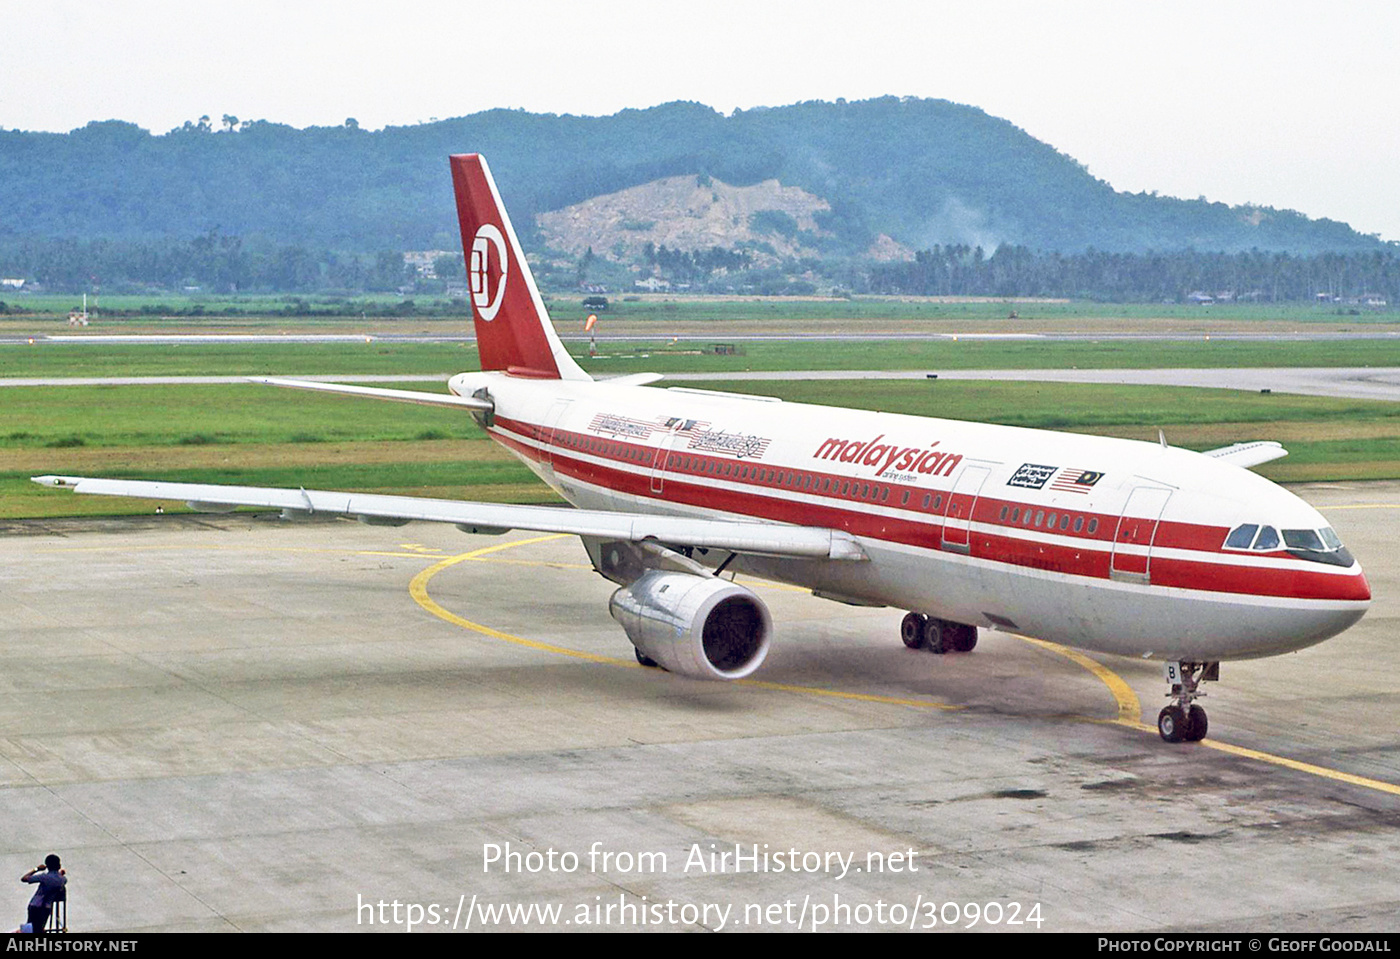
top-left (0, 97), bottom-right (1384, 255)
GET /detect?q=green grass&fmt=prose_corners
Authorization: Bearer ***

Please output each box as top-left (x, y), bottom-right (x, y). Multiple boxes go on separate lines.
top-left (6, 378), bottom-right (1400, 518)
top-left (0, 385), bottom-right (484, 448)
top-left (9, 291), bottom-right (1395, 325)
top-left (7, 337), bottom-right (1400, 380)
top-left (577, 338), bottom-right (1400, 375)
top-left (0, 341), bottom-right (476, 378)
top-left (706, 379), bottom-right (1400, 430)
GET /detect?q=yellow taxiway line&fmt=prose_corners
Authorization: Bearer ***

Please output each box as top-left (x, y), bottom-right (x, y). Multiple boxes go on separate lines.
top-left (412, 535), bottom-right (1400, 798)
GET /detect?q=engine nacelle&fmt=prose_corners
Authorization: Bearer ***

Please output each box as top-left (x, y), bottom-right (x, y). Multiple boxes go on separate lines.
top-left (608, 571), bottom-right (771, 681)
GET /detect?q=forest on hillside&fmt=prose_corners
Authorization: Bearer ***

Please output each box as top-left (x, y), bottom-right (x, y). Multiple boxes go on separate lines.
top-left (1, 98), bottom-right (1386, 256)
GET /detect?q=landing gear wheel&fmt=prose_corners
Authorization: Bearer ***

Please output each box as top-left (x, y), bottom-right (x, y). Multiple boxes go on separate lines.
top-left (951, 625), bottom-right (978, 652)
top-left (922, 618), bottom-right (949, 654)
top-left (900, 612), bottom-right (927, 649)
top-left (1186, 705), bottom-right (1208, 742)
top-left (1160, 661), bottom-right (1218, 744)
top-left (1158, 705), bottom-right (1189, 743)
top-left (634, 647), bottom-right (660, 669)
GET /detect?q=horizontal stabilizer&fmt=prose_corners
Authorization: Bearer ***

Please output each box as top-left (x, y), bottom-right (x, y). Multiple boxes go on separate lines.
top-left (31, 475), bottom-right (868, 562)
top-left (1202, 441), bottom-right (1288, 469)
top-left (251, 377), bottom-right (492, 411)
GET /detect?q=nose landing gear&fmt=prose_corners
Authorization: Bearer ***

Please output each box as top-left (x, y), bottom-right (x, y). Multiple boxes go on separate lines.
top-left (1158, 661), bottom-right (1218, 742)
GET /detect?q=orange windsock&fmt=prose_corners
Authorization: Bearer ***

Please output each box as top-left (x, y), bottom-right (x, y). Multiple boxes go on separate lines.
top-left (585, 314), bottom-right (597, 332)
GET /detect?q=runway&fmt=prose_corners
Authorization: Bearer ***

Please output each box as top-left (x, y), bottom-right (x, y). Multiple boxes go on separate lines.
top-left (2, 483), bottom-right (1398, 932)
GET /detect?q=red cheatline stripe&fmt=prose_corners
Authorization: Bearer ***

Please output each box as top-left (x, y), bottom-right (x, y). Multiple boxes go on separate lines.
top-left (487, 417), bottom-right (1366, 603)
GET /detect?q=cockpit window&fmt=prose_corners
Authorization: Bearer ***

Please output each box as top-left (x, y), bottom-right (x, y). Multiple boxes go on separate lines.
top-left (1283, 529), bottom-right (1325, 551)
top-left (1225, 524), bottom-right (1258, 549)
top-left (1226, 523), bottom-right (1353, 566)
top-left (1284, 526), bottom-right (1354, 566)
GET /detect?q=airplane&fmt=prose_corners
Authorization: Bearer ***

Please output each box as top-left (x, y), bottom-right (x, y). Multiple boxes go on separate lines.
top-left (33, 154), bottom-right (1371, 743)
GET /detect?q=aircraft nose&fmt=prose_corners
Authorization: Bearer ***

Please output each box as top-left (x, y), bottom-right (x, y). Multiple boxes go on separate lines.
top-left (1330, 565), bottom-right (1372, 603)
top-left (1354, 568), bottom-right (1372, 603)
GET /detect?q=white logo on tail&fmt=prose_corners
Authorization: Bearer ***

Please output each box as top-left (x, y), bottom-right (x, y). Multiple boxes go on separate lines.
top-left (470, 224), bottom-right (508, 321)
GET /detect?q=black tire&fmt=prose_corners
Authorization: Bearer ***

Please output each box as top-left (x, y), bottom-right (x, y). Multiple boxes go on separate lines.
top-left (900, 612), bottom-right (927, 649)
top-left (1158, 705), bottom-right (1189, 743)
top-left (951, 624), bottom-right (978, 652)
top-left (1187, 705), bottom-right (1208, 741)
top-left (922, 618), bottom-right (949, 654)
top-left (634, 647), bottom-right (660, 669)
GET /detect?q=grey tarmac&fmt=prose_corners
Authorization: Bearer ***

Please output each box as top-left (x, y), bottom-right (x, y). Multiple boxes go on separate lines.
top-left (1, 482), bottom-right (1397, 932)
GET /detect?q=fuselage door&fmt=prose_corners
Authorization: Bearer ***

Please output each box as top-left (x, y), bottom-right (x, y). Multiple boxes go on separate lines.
top-left (541, 398), bottom-right (572, 468)
top-left (1111, 485), bottom-right (1173, 584)
top-left (650, 428), bottom-right (680, 496)
top-left (941, 465), bottom-right (992, 554)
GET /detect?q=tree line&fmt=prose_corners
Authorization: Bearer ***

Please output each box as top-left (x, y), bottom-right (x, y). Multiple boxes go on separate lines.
top-left (0, 232), bottom-right (415, 293)
top-left (3, 100), bottom-right (1388, 256)
top-left (867, 245), bottom-right (1400, 303)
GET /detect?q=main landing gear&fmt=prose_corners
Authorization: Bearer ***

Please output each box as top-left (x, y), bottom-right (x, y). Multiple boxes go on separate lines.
top-left (900, 612), bottom-right (977, 654)
top-left (1157, 661), bottom-right (1219, 743)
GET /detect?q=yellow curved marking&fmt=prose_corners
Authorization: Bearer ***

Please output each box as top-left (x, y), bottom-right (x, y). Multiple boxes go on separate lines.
top-left (1013, 638), bottom-right (1400, 797)
top-left (36, 543), bottom-right (457, 559)
top-left (410, 537), bottom-right (958, 711)
top-left (415, 536), bottom-right (1400, 795)
top-left (1196, 740), bottom-right (1400, 796)
top-left (1014, 635), bottom-right (1144, 726)
top-left (1319, 503), bottom-right (1400, 510)
top-left (409, 535), bottom-right (637, 667)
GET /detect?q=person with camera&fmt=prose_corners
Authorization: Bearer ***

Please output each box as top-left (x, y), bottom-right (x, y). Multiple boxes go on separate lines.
top-left (18, 855), bottom-right (65, 933)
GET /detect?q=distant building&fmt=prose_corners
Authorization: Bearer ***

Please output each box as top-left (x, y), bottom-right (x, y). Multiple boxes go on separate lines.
top-left (634, 277), bottom-right (671, 292)
top-left (1, 278), bottom-right (24, 290)
top-left (403, 250), bottom-right (455, 278)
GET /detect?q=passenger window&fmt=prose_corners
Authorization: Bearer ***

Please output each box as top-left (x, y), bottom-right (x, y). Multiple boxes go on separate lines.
top-left (1088, 518), bottom-right (1099, 534)
top-left (1046, 512), bottom-right (1057, 528)
top-left (1012, 508), bottom-right (1021, 523)
top-left (1060, 514), bottom-right (1070, 531)
top-left (902, 491), bottom-right (910, 506)
top-left (1034, 510), bottom-right (1044, 527)
top-left (922, 493), bottom-right (931, 509)
top-left (1254, 526), bottom-right (1280, 550)
top-left (1073, 516), bottom-right (1083, 533)
top-left (933, 495), bottom-right (943, 510)
top-left (999, 506), bottom-right (1008, 521)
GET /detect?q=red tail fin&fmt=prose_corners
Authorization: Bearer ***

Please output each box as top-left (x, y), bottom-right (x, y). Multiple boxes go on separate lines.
top-left (449, 154), bottom-right (588, 381)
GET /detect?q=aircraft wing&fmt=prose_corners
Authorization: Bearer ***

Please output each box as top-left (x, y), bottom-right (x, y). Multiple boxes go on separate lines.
top-left (1201, 441), bottom-right (1289, 469)
top-left (30, 475), bottom-right (868, 561)
top-left (250, 377), bottom-right (492, 411)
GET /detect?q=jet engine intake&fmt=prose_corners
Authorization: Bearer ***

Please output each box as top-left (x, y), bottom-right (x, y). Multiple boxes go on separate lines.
top-left (608, 571), bottom-right (771, 681)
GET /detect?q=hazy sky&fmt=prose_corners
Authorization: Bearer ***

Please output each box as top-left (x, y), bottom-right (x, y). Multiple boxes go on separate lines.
top-left (5, 1), bottom-right (1398, 240)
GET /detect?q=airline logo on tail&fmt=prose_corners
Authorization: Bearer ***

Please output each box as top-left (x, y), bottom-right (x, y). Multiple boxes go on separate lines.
top-left (469, 224), bottom-right (508, 321)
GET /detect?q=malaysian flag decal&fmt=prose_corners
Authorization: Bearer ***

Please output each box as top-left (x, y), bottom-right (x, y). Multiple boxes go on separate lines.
top-left (1050, 469), bottom-right (1104, 494)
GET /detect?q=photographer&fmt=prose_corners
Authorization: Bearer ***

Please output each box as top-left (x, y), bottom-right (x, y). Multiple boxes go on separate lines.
top-left (18, 854), bottom-right (65, 933)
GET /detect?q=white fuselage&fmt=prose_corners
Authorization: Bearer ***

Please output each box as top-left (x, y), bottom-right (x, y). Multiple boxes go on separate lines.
top-left (450, 371), bottom-right (1370, 662)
